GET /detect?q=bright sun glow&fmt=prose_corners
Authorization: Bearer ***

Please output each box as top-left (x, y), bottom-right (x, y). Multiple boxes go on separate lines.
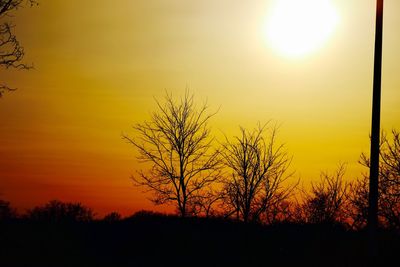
top-left (265, 0), bottom-right (339, 58)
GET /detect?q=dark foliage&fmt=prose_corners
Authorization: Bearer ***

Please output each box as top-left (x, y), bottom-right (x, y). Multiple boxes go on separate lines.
top-left (26, 200), bottom-right (94, 223)
top-left (125, 209), bottom-right (166, 220)
top-left (102, 211), bottom-right (121, 222)
top-left (0, 199), bottom-right (17, 221)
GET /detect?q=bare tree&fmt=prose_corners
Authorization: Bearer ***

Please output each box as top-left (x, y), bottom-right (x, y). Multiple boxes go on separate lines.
top-left (189, 187), bottom-right (224, 218)
top-left (0, 0), bottom-right (37, 97)
top-left (220, 123), bottom-right (295, 223)
top-left (347, 176), bottom-right (369, 230)
top-left (264, 199), bottom-right (297, 224)
top-left (350, 130), bottom-right (400, 230)
top-left (301, 164), bottom-right (350, 225)
top-left (123, 92), bottom-right (221, 217)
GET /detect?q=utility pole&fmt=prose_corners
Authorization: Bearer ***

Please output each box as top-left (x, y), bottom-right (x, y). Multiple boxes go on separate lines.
top-left (368, 0), bottom-right (384, 262)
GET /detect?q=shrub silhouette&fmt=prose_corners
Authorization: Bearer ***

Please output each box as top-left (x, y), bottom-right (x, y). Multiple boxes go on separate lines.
top-left (0, 199), bottom-right (17, 221)
top-left (300, 164), bottom-right (349, 225)
top-left (26, 200), bottom-right (94, 223)
top-left (126, 210), bottom-right (167, 220)
top-left (103, 211), bottom-right (122, 222)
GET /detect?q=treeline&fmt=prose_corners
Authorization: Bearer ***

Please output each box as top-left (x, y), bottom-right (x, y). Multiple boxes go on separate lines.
top-left (1, 92), bottom-right (399, 231)
top-left (0, 199), bottom-right (95, 223)
top-left (0, 199), bottom-right (167, 223)
top-left (121, 92), bottom-right (400, 231)
top-left (2, 201), bottom-right (400, 267)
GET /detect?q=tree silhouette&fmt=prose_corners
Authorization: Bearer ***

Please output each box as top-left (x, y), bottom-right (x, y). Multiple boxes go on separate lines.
top-left (123, 92), bottom-right (221, 217)
top-left (27, 200), bottom-right (94, 223)
top-left (301, 164), bottom-right (350, 225)
top-left (188, 187), bottom-right (224, 217)
top-left (103, 211), bottom-right (122, 222)
top-left (0, 0), bottom-right (37, 97)
top-left (220, 123), bottom-right (294, 223)
top-left (0, 199), bottom-right (17, 220)
top-left (350, 130), bottom-right (400, 230)
top-left (347, 175), bottom-right (369, 229)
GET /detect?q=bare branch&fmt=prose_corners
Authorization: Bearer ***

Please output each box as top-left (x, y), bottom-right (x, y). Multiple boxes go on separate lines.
top-left (300, 163), bottom-right (350, 225)
top-left (0, 0), bottom-right (37, 96)
top-left (349, 130), bottom-right (400, 230)
top-left (219, 123), bottom-right (295, 223)
top-left (123, 91), bottom-right (221, 217)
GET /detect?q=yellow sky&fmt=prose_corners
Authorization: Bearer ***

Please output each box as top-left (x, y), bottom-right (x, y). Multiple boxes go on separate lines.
top-left (0, 0), bottom-right (399, 215)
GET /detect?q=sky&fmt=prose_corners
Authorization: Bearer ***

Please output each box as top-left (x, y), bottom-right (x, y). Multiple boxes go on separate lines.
top-left (0, 0), bottom-right (399, 216)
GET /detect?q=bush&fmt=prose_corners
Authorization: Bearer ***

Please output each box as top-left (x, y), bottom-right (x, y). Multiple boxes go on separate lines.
top-left (103, 211), bottom-right (122, 222)
top-left (0, 199), bottom-right (17, 221)
top-left (27, 200), bottom-right (94, 223)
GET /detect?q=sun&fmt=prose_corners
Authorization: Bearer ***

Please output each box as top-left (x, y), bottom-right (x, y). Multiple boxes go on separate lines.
top-left (265, 0), bottom-right (339, 58)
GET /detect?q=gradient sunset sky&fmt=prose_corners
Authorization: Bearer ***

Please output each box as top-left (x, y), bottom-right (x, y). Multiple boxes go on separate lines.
top-left (0, 0), bottom-right (399, 216)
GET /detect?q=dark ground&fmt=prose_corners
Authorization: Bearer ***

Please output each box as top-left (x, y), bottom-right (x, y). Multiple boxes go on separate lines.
top-left (1, 215), bottom-right (399, 267)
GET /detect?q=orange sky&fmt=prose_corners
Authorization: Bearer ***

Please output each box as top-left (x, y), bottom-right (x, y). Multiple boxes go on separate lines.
top-left (0, 0), bottom-right (399, 216)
